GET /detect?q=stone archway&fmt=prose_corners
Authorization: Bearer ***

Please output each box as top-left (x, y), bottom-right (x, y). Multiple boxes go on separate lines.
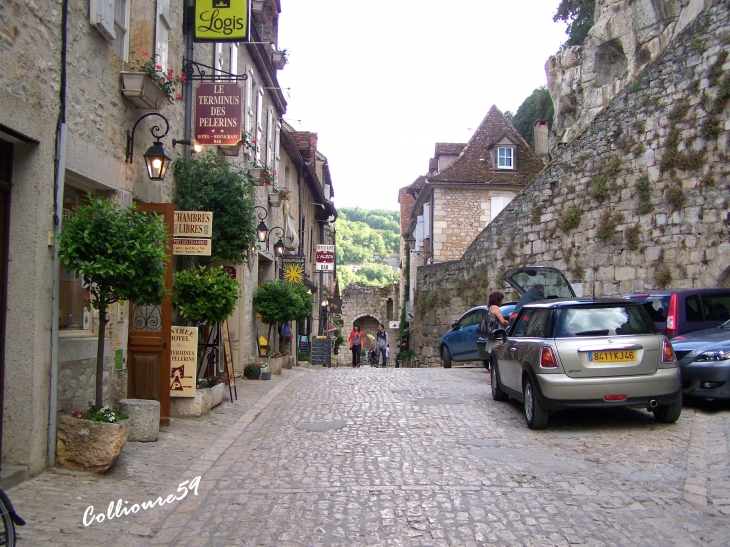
top-left (353, 315), bottom-right (380, 352)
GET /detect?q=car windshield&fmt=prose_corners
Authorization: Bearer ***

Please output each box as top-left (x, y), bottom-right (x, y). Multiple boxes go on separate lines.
top-left (721, 319), bottom-right (730, 329)
top-left (555, 305), bottom-right (656, 337)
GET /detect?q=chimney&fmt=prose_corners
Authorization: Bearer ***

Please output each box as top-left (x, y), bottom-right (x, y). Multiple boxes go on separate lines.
top-left (533, 119), bottom-right (549, 160)
top-left (309, 133), bottom-right (318, 154)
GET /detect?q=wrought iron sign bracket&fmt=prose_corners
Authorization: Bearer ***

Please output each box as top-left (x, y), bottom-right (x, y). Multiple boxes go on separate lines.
top-left (182, 59), bottom-right (249, 82)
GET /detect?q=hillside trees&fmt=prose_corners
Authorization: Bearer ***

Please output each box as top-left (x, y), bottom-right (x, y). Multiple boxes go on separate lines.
top-left (504, 87), bottom-right (554, 150)
top-left (554, 0), bottom-right (595, 48)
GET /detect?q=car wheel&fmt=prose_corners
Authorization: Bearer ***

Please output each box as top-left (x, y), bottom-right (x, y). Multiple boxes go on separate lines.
top-left (442, 347), bottom-right (452, 369)
top-left (523, 376), bottom-right (549, 430)
top-left (653, 400), bottom-right (682, 423)
top-left (491, 361), bottom-right (508, 402)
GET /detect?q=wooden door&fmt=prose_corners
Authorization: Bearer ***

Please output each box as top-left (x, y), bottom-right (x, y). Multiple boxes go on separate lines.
top-left (0, 140), bottom-right (12, 465)
top-left (127, 202), bottom-right (173, 426)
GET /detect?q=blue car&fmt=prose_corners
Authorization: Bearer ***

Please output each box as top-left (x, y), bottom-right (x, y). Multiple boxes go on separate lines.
top-left (440, 304), bottom-right (516, 368)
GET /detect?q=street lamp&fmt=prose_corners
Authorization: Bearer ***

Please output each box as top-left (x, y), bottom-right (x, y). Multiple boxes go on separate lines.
top-left (253, 206), bottom-right (269, 242)
top-left (406, 233), bottom-right (416, 251)
top-left (125, 113), bottom-right (173, 181)
top-left (268, 226), bottom-right (286, 256)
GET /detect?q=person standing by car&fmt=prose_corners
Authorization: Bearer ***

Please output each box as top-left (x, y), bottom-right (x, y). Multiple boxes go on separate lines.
top-left (349, 325), bottom-right (364, 367)
top-left (487, 291), bottom-right (510, 331)
top-left (511, 284), bottom-right (545, 319)
top-left (375, 323), bottom-right (389, 367)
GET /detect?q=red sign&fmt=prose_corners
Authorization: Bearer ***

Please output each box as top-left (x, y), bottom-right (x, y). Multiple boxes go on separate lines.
top-left (223, 266), bottom-right (236, 279)
top-left (194, 83), bottom-right (243, 146)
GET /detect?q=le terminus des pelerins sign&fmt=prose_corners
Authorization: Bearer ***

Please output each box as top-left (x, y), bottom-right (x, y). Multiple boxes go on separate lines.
top-left (195, 83), bottom-right (242, 147)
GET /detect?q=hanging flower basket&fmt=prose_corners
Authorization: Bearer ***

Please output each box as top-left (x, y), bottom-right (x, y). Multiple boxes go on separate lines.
top-left (120, 72), bottom-right (167, 110)
top-left (271, 52), bottom-right (286, 70)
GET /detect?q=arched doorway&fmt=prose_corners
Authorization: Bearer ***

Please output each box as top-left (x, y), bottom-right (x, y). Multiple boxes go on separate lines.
top-left (354, 315), bottom-right (380, 352)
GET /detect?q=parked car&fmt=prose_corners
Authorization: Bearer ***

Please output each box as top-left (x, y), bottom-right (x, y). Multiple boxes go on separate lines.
top-left (489, 298), bottom-right (682, 429)
top-left (475, 302), bottom-right (516, 364)
top-left (441, 303), bottom-right (518, 368)
top-left (671, 319), bottom-right (730, 400)
top-left (624, 289), bottom-right (730, 338)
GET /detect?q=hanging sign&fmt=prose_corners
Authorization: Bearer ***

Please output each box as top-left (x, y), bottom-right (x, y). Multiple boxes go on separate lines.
top-left (194, 0), bottom-right (250, 43)
top-left (173, 237), bottom-right (212, 256)
top-left (315, 245), bottom-right (335, 271)
top-left (174, 211), bottom-right (213, 237)
top-left (170, 326), bottom-right (198, 397)
top-left (281, 255), bottom-right (305, 283)
top-left (194, 83), bottom-right (243, 146)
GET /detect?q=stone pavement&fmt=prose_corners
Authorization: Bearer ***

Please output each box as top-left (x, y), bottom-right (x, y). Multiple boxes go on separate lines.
top-left (7, 366), bottom-right (730, 546)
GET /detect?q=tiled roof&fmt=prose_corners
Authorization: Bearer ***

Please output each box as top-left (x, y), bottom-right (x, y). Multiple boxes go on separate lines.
top-left (406, 175), bottom-right (426, 196)
top-left (435, 143), bottom-right (467, 156)
top-left (429, 106), bottom-right (545, 185)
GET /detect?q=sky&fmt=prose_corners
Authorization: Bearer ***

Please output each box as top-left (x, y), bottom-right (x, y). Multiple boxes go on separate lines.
top-left (277, 0), bottom-right (569, 211)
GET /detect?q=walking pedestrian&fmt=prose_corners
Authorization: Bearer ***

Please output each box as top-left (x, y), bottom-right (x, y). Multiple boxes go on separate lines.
top-left (375, 323), bottom-right (389, 368)
top-left (385, 344), bottom-right (390, 367)
top-left (349, 325), bottom-right (364, 367)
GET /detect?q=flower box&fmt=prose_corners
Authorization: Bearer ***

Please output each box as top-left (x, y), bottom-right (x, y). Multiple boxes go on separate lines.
top-left (219, 143), bottom-right (241, 157)
top-left (120, 71), bottom-right (166, 110)
top-left (271, 52), bottom-right (286, 70)
top-left (170, 388), bottom-right (211, 417)
top-left (248, 167), bottom-right (265, 186)
top-left (56, 415), bottom-right (130, 473)
top-left (251, 1), bottom-right (265, 23)
top-left (268, 193), bottom-right (283, 207)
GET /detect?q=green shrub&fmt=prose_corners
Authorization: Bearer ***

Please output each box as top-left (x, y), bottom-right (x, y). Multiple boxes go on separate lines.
top-left (173, 265), bottom-right (241, 325)
top-left (596, 211), bottom-right (624, 242)
top-left (624, 224), bottom-right (641, 251)
top-left (666, 185), bottom-right (686, 211)
top-left (297, 351), bottom-right (309, 361)
top-left (668, 98), bottom-right (691, 121)
top-left (559, 205), bottom-right (582, 230)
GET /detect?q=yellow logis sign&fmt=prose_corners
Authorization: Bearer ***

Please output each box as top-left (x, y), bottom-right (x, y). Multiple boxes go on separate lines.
top-left (194, 0), bottom-right (249, 42)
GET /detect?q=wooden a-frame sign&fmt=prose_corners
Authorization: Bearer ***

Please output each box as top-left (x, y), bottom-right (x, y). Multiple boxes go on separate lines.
top-left (222, 320), bottom-right (237, 401)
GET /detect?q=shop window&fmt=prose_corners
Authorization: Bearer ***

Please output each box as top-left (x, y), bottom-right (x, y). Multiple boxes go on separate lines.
top-left (59, 186), bottom-right (93, 330)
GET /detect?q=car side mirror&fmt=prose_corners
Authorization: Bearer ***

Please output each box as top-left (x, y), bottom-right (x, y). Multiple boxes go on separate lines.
top-left (492, 328), bottom-right (507, 342)
top-left (451, 322), bottom-right (458, 330)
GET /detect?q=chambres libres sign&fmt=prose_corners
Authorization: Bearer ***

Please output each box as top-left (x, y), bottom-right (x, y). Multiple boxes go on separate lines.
top-left (194, 83), bottom-right (243, 147)
top-left (194, 0), bottom-right (250, 43)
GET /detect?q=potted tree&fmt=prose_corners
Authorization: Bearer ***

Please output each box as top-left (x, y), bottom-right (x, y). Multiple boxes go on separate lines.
top-left (253, 280), bottom-right (313, 373)
top-left (57, 198), bottom-right (167, 472)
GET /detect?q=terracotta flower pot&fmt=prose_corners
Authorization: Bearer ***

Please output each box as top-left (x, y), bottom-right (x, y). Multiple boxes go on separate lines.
top-left (56, 415), bottom-right (130, 473)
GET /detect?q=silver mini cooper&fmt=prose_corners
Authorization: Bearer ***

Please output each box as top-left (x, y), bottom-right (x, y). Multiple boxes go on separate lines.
top-left (490, 298), bottom-right (682, 429)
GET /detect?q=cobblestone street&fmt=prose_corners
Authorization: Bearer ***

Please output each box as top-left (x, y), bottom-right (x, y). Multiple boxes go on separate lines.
top-left (8, 366), bottom-right (730, 546)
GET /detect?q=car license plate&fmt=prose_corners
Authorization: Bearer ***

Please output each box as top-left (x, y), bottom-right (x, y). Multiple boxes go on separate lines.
top-left (589, 350), bottom-right (636, 362)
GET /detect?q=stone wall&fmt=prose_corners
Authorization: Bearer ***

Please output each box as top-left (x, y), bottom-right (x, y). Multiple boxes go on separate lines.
top-left (547, 0), bottom-right (712, 152)
top-left (433, 186), bottom-right (519, 262)
top-left (338, 283), bottom-right (400, 365)
top-left (414, 1), bottom-right (730, 366)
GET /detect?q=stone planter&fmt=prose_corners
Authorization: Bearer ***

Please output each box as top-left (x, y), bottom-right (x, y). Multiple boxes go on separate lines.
top-left (271, 52), bottom-right (286, 70)
top-left (261, 365), bottom-right (271, 380)
top-left (120, 72), bottom-right (166, 110)
top-left (248, 167), bottom-right (265, 186)
top-left (56, 415), bottom-right (130, 473)
top-left (170, 388), bottom-right (211, 417)
top-left (120, 399), bottom-right (160, 442)
top-left (297, 360), bottom-right (308, 367)
top-left (260, 357), bottom-right (283, 375)
top-left (268, 193), bottom-right (282, 207)
top-left (210, 383), bottom-right (225, 408)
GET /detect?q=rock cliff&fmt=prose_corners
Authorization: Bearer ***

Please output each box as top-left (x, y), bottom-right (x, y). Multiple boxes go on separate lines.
top-left (547, 0), bottom-right (712, 151)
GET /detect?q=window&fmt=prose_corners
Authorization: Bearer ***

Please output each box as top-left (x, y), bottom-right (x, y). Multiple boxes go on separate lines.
top-left (154, 0), bottom-right (171, 70)
top-left (229, 44), bottom-right (238, 78)
top-left (60, 186), bottom-right (93, 330)
top-left (554, 305), bottom-right (655, 338)
top-left (245, 68), bottom-right (254, 138)
top-left (686, 295), bottom-right (703, 322)
top-left (523, 309), bottom-right (550, 338)
top-left (511, 308), bottom-right (536, 337)
top-left (113, 0), bottom-right (130, 60)
top-left (702, 293), bottom-right (730, 322)
top-left (497, 147), bottom-right (514, 169)
top-left (255, 87), bottom-right (263, 164)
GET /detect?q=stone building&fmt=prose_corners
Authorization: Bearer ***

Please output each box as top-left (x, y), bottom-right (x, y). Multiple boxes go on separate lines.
top-left (412, 0), bottom-right (730, 366)
top-left (0, 0), bottom-right (337, 482)
top-left (337, 283), bottom-right (400, 366)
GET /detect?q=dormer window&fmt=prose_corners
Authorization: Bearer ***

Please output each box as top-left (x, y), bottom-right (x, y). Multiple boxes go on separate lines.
top-left (497, 147), bottom-right (514, 169)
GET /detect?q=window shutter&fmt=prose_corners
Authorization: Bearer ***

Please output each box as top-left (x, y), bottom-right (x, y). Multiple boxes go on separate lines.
top-left (423, 202), bottom-right (431, 238)
top-left (274, 121), bottom-right (281, 181)
top-left (255, 88), bottom-right (263, 163)
top-left (90, 0), bottom-right (115, 41)
top-left (155, 0), bottom-right (170, 71)
top-left (490, 196), bottom-right (511, 222)
top-left (245, 68), bottom-right (253, 137)
top-left (415, 216), bottom-right (424, 249)
top-left (266, 107), bottom-right (274, 167)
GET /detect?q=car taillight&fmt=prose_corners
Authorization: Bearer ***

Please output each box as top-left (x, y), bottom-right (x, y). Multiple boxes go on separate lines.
top-left (665, 294), bottom-right (678, 335)
top-left (662, 339), bottom-right (675, 363)
top-left (540, 346), bottom-right (558, 368)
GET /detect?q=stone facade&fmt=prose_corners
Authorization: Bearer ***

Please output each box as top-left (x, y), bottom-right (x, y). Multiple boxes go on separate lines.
top-left (338, 284), bottom-right (400, 365)
top-left (413, 1), bottom-right (730, 366)
top-left (432, 186), bottom-right (520, 262)
top-left (548, 0), bottom-right (712, 152)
